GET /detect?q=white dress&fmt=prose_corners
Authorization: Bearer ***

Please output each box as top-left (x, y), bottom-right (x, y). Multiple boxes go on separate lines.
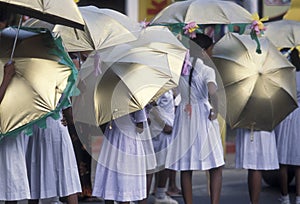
top-left (235, 129), bottom-right (279, 170)
top-left (275, 72), bottom-right (300, 165)
top-left (26, 111), bottom-right (82, 199)
top-left (149, 90), bottom-right (175, 170)
top-left (92, 109), bottom-right (156, 202)
top-left (0, 133), bottom-right (31, 201)
top-left (165, 58), bottom-right (224, 171)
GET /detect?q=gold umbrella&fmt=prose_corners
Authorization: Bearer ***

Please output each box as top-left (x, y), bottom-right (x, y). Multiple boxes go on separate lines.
top-left (212, 32), bottom-right (298, 131)
top-left (0, 27), bottom-right (77, 138)
top-left (0, 0), bottom-right (84, 29)
top-left (264, 19), bottom-right (300, 48)
top-left (1, 0), bottom-right (84, 63)
top-left (72, 26), bottom-right (187, 126)
top-left (150, 0), bottom-right (253, 25)
top-left (53, 6), bottom-right (141, 52)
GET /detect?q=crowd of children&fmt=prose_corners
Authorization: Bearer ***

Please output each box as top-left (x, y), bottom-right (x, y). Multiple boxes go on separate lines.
top-left (1, 6), bottom-right (300, 204)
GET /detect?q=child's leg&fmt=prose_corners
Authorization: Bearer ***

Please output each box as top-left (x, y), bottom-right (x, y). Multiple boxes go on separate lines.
top-left (295, 166), bottom-right (300, 196)
top-left (28, 200), bottom-right (39, 204)
top-left (279, 164), bottom-right (289, 196)
top-left (157, 169), bottom-right (169, 189)
top-left (168, 170), bottom-right (181, 194)
top-left (147, 173), bottom-right (154, 196)
top-left (67, 193), bottom-right (79, 204)
top-left (155, 169), bottom-right (176, 199)
top-left (152, 172), bottom-right (159, 194)
top-left (152, 170), bottom-right (178, 203)
top-left (155, 169), bottom-right (170, 199)
top-left (181, 170), bottom-right (193, 204)
top-left (295, 165), bottom-right (300, 204)
top-left (209, 166), bottom-right (223, 204)
top-left (248, 169), bottom-right (262, 204)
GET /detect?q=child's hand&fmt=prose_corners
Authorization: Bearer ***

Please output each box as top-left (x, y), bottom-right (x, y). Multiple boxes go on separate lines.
top-left (147, 118), bottom-right (151, 126)
top-left (163, 124), bottom-right (173, 134)
top-left (184, 103), bottom-right (192, 117)
top-left (61, 117), bottom-right (68, 126)
top-left (208, 108), bottom-right (218, 121)
top-left (4, 61), bottom-right (16, 82)
top-left (136, 122), bottom-right (144, 134)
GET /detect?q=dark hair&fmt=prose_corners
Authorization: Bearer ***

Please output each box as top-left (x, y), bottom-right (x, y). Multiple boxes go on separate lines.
top-left (280, 47), bottom-right (300, 72)
top-left (190, 33), bottom-right (213, 50)
top-left (290, 48), bottom-right (300, 72)
top-left (0, 7), bottom-right (9, 22)
top-left (69, 52), bottom-right (79, 60)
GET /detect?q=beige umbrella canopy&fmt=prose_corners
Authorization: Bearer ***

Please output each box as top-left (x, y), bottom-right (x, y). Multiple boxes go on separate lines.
top-left (212, 32), bottom-right (298, 131)
top-left (53, 6), bottom-right (141, 52)
top-left (149, 0), bottom-right (267, 53)
top-left (22, 18), bottom-right (55, 31)
top-left (264, 19), bottom-right (300, 48)
top-left (150, 0), bottom-right (253, 25)
top-left (0, 27), bottom-right (76, 138)
top-left (0, 0), bottom-right (84, 29)
top-left (72, 26), bottom-right (187, 126)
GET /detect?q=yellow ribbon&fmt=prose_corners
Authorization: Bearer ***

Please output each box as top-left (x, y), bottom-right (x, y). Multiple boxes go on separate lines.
top-left (251, 13), bottom-right (269, 31)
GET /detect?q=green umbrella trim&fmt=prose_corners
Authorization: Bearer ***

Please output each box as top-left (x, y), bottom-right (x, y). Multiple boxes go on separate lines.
top-left (0, 27), bottom-right (78, 140)
top-left (151, 23), bottom-right (262, 54)
top-left (228, 23), bottom-right (262, 54)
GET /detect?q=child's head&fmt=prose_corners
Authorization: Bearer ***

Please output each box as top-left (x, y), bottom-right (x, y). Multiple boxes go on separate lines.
top-left (0, 7), bottom-right (9, 29)
top-left (290, 48), bottom-right (300, 72)
top-left (280, 47), bottom-right (300, 72)
top-left (189, 33), bottom-right (214, 57)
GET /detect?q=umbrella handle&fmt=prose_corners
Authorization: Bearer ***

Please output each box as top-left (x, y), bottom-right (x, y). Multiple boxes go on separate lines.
top-left (9, 15), bottom-right (23, 63)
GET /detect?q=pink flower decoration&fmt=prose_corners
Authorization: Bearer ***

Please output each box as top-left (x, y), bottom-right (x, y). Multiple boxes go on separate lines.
top-left (183, 22), bottom-right (199, 39)
top-left (140, 20), bottom-right (150, 28)
top-left (250, 13), bottom-right (268, 36)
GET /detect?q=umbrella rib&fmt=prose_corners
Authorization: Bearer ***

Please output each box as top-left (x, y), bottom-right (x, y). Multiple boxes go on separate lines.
top-left (17, 73), bottom-right (55, 111)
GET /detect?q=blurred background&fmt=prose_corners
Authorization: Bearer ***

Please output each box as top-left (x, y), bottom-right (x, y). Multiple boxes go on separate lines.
top-left (1, 0), bottom-right (294, 29)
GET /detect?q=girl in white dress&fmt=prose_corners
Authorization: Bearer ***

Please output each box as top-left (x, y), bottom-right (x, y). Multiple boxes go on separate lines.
top-left (147, 90), bottom-right (178, 204)
top-left (275, 48), bottom-right (300, 204)
top-left (165, 34), bottom-right (224, 204)
top-left (0, 62), bottom-right (31, 204)
top-left (93, 109), bottom-right (156, 204)
top-left (235, 129), bottom-right (279, 204)
top-left (26, 102), bottom-right (82, 204)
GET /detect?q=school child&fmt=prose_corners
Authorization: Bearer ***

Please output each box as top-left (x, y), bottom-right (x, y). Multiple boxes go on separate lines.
top-left (165, 34), bottom-right (224, 204)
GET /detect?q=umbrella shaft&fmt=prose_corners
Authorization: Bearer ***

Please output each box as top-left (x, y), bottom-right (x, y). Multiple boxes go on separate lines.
top-left (9, 15), bottom-right (23, 63)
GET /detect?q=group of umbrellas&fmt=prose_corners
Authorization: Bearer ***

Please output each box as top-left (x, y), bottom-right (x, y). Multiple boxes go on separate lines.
top-left (0, 0), bottom-right (299, 139)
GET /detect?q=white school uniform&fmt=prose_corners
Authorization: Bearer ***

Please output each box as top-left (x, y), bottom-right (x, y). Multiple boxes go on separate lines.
top-left (26, 111), bottom-right (81, 199)
top-left (0, 133), bottom-right (30, 201)
top-left (165, 58), bottom-right (224, 171)
top-left (235, 129), bottom-right (279, 170)
top-left (275, 72), bottom-right (300, 165)
top-left (149, 90), bottom-right (175, 170)
top-left (93, 109), bottom-right (156, 202)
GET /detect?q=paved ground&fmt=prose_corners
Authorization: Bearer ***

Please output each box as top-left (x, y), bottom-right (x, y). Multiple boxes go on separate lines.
top-left (77, 153), bottom-right (292, 204)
